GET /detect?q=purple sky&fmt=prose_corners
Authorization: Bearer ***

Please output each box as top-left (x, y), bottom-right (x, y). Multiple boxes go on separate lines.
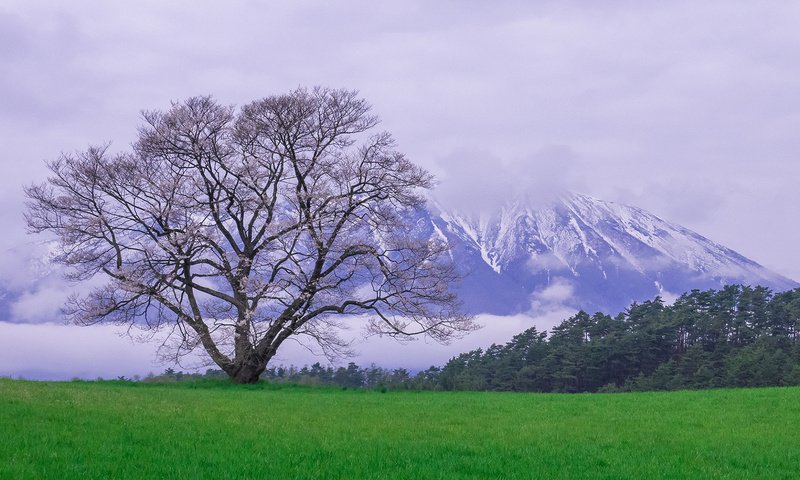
top-left (2, 1), bottom-right (799, 378)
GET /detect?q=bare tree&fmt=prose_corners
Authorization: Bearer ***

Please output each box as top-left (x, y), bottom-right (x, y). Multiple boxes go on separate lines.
top-left (25, 87), bottom-right (474, 383)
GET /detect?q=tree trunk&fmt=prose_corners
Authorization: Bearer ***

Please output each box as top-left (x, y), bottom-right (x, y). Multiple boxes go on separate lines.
top-left (228, 360), bottom-right (268, 384)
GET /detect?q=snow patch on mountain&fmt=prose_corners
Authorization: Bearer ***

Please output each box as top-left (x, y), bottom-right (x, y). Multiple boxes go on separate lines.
top-left (423, 192), bottom-right (798, 315)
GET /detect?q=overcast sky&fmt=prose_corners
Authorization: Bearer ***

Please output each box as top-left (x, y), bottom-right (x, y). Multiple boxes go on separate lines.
top-left (2, 1), bottom-right (799, 378)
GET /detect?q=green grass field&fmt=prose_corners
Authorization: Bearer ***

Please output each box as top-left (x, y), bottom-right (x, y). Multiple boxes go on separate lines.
top-left (1, 379), bottom-right (798, 479)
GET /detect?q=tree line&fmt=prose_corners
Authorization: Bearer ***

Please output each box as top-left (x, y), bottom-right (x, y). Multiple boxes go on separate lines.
top-left (277, 285), bottom-right (800, 392)
top-left (145, 363), bottom-right (440, 391)
top-left (153, 285), bottom-right (800, 393)
top-left (436, 285), bottom-right (800, 392)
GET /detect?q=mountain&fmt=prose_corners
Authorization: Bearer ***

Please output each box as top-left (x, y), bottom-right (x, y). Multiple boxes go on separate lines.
top-left (415, 192), bottom-right (798, 315)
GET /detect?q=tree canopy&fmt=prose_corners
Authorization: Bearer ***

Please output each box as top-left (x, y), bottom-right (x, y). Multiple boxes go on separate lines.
top-left (25, 87), bottom-right (473, 383)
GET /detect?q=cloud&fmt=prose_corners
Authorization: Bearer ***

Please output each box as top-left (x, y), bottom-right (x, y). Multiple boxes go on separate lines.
top-left (0, 309), bottom-right (582, 379)
top-left (431, 145), bottom-right (585, 214)
top-left (526, 253), bottom-right (571, 274)
top-left (8, 282), bottom-right (68, 323)
top-left (0, 239), bottom-right (86, 323)
top-left (531, 278), bottom-right (576, 306)
top-left (526, 278), bottom-right (584, 323)
top-left (655, 285), bottom-right (681, 306)
top-left (0, 322), bottom-right (171, 380)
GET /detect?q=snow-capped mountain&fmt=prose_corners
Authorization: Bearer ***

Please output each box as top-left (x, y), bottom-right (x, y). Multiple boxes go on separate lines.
top-left (416, 192), bottom-right (798, 315)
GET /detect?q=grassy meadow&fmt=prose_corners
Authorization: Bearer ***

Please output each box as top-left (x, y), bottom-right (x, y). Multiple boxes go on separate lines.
top-left (1, 379), bottom-right (798, 479)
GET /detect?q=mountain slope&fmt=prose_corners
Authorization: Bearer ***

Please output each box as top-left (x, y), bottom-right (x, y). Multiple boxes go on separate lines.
top-left (418, 193), bottom-right (798, 315)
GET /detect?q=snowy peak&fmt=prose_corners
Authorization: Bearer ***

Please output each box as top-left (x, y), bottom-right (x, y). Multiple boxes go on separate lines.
top-left (559, 193), bottom-right (759, 274)
top-left (424, 193), bottom-right (797, 315)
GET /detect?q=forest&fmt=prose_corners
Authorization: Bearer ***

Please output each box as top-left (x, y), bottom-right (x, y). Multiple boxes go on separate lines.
top-left (435, 285), bottom-right (800, 392)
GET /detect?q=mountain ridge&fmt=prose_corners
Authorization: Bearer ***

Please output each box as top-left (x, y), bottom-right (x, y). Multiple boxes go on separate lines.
top-left (417, 192), bottom-right (798, 315)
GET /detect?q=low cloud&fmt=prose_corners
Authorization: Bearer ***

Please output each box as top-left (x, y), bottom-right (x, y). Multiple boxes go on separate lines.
top-left (528, 277), bottom-right (580, 314)
top-left (656, 287), bottom-right (681, 306)
top-left (244, 311), bottom-right (580, 370)
top-left (0, 240), bottom-right (54, 291)
top-left (1, 251), bottom-right (90, 324)
top-left (9, 282), bottom-right (68, 323)
top-left (430, 145), bottom-right (585, 214)
top-left (0, 322), bottom-right (171, 380)
top-left (0, 309), bottom-right (583, 379)
top-left (531, 279), bottom-right (575, 304)
top-left (526, 253), bottom-right (570, 274)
